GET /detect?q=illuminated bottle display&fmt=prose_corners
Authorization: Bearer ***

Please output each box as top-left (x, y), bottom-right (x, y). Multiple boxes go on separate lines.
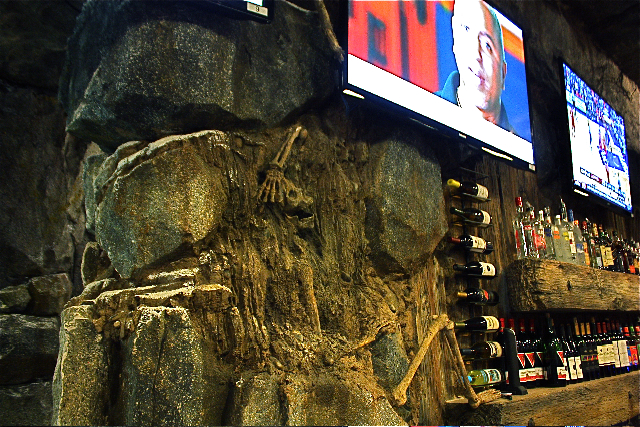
top-left (453, 261), bottom-right (496, 278)
top-left (448, 235), bottom-right (494, 254)
top-left (454, 316), bottom-right (500, 332)
top-left (447, 179), bottom-right (489, 202)
top-left (456, 287), bottom-right (499, 305)
top-left (450, 207), bottom-right (491, 225)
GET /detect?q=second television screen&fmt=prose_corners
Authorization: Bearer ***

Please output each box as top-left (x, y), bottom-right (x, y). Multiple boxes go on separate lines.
top-left (347, 0), bottom-right (534, 167)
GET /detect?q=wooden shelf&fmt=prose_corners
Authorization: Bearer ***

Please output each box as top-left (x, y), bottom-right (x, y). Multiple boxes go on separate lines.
top-left (445, 371), bottom-right (639, 426)
top-left (505, 258), bottom-right (639, 312)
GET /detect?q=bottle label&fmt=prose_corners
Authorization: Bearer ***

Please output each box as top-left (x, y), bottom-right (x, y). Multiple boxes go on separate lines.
top-left (576, 242), bottom-right (584, 254)
top-left (607, 343), bottom-right (617, 366)
top-left (480, 262), bottom-right (496, 276)
top-left (557, 366), bottom-right (568, 380)
top-left (568, 357), bottom-right (577, 379)
top-left (536, 367), bottom-right (543, 381)
top-left (480, 211), bottom-right (490, 224)
top-left (482, 368), bottom-right (502, 384)
top-left (612, 342), bottom-right (621, 368)
top-left (476, 185), bottom-right (489, 200)
top-left (584, 250), bottom-right (591, 266)
top-left (567, 231), bottom-right (577, 253)
top-left (482, 316), bottom-right (500, 331)
top-left (553, 229), bottom-right (561, 240)
top-left (518, 368), bottom-right (528, 382)
top-left (488, 341), bottom-right (503, 358)
top-left (597, 345), bottom-right (605, 366)
top-left (603, 247), bottom-right (614, 266)
top-left (618, 340), bottom-right (630, 367)
top-left (574, 356), bottom-right (583, 379)
top-left (629, 345), bottom-right (638, 366)
top-left (469, 236), bottom-right (487, 252)
top-left (534, 232), bottom-right (547, 250)
top-left (517, 353), bottom-right (526, 369)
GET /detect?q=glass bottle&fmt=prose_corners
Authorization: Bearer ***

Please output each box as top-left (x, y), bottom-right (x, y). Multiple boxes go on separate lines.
top-left (466, 368), bottom-right (502, 387)
top-left (542, 314), bottom-right (567, 387)
top-left (456, 287), bottom-right (499, 305)
top-left (568, 210), bottom-right (586, 265)
top-left (513, 197), bottom-right (527, 259)
top-left (447, 179), bottom-right (490, 202)
top-left (460, 341), bottom-right (503, 360)
top-left (454, 316), bottom-right (500, 332)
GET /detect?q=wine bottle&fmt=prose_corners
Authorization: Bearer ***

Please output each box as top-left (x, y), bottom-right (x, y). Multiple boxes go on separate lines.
top-left (447, 179), bottom-right (490, 201)
top-left (466, 368), bottom-right (502, 387)
top-left (542, 314), bottom-right (567, 387)
top-left (606, 320), bottom-right (622, 375)
top-left (530, 318), bottom-right (544, 386)
top-left (460, 341), bottom-right (503, 359)
top-left (574, 318), bottom-right (591, 381)
top-left (559, 324), bottom-right (577, 384)
top-left (518, 318), bottom-right (535, 388)
top-left (585, 321), bottom-right (601, 379)
top-left (594, 320), bottom-right (611, 377)
top-left (454, 316), bottom-right (500, 332)
top-left (616, 320), bottom-right (630, 373)
top-left (450, 207), bottom-right (491, 225)
top-left (456, 287), bottom-right (499, 305)
top-left (453, 261), bottom-right (496, 278)
top-left (448, 234), bottom-right (494, 254)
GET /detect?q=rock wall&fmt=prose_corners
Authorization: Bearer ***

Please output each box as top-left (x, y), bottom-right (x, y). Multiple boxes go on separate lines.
top-left (0, 0), bottom-right (638, 426)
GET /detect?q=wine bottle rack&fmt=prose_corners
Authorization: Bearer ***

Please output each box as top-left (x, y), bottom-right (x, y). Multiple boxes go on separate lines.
top-left (506, 258), bottom-right (639, 312)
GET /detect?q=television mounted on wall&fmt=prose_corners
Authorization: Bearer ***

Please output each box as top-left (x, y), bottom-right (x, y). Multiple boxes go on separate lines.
top-left (563, 62), bottom-right (632, 214)
top-left (342, 0), bottom-right (535, 170)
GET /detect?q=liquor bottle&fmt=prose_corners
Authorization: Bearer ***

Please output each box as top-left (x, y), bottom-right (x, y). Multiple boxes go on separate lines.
top-left (559, 324), bottom-right (576, 384)
top-left (450, 207), bottom-right (491, 225)
top-left (452, 261), bottom-right (496, 278)
top-left (460, 341), bottom-right (503, 360)
top-left (543, 209), bottom-right (556, 260)
top-left (580, 220), bottom-right (592, 267)
top-left (574, 318), bottom-right (591, 381)
top-left (604, 321), bottom-right (619, 375)
top-left (513, 197), bottom-right (527, 259)
top-left (530, 318), bottom-right (544, 386)
top-left (616, 320), bottom-right (630, 373)
top-left (553, 215), bottom-right (571, 262)
top-left (454, 316), bottom-right (500, 332)
top-left (560, 200), bottom-right (577, 263)
top-left (456, 287), bottom-right (499, 305)
top-left (514, 319), bottom-right (530, 387)
top-left (624, 240), bottom-right (636, 274)
top-left (533, 210), bottom-right (548, 259)
top-left (448, 234), bottom-right (494, 254)
top-left (590, 223), bottom-right (604, 268)
top-left (628, 323), bottom-right (639, 371)
top-left (569, 211), bottom-right (586, 265)
top-left (542, 314), bottom-right (567, 387)
top-left (466, 368), bottom-right (502, 387)
top-left (599, 225), bottom-right (615, 270)
top-left (611, 231), bottom-right (627, 273)
top-left (523, 205), bottom-right (538, 259)
top-left (595, 320), bottom-right (612, 377)
top-left (585, 321), bottom-right (601, 379)
top-left (447, 179), bottom-right (490, 202)
top-left (633, 242), bottom-right (640, 275)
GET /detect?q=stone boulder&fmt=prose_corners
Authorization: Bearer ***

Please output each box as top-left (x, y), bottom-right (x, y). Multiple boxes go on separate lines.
top-left (52, 305), bottom-right (111, 426)
top-left (0, 314), bottom-right (60, 385)
top-left (0, 284), bottom-right (31, 313)
top-left (94, 131), bottom-right (229, 278)
top-left (224, 372), bottom-right (284, 426)
top-left (365, 135), bottom-right (447, 274)
top-left (27, 273), bottom-right (72, 316)
top-left (0, 381), bottom-right (53, 427)
top-left (59, 0), bottom-right (337, 151)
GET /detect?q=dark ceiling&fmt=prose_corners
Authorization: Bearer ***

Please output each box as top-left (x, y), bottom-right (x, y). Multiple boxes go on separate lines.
top-left (552, 0), bottom-right (640, 87)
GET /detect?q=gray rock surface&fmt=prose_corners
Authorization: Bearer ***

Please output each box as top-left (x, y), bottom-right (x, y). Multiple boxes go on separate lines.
top-left (80, 242), bottom-right (114, 286)
top-left (27, 273), bottom-right (72, 315)
top-left (366, 136), bottom-right (447, 274)
top-left (120, 306), bottom-right (204, 426)
top-left (0, 314), bottom-right (60, 385)
top-left (0, 381), bottom-right (53, 427)
top-left (224, 372), bottom-right (283, 426)
top-left (94, 131), bottom-right (229, 278)
top-left (0, 284), bottom-right (31, 314)
top-left (370, 332), bottom-right (410, 394)
top-left (59, 0), bottom-right (337, 151)
top-left (52, 305), bottom-right (111, 426)
top-left (83, 150), bottom-right (108, 235)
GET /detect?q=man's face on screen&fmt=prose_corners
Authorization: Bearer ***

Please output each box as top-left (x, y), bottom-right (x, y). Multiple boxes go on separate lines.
top-left (452, 0), bottom-right (506, 116)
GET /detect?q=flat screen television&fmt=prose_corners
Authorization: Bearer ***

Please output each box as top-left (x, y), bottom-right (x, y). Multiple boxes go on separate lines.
top-left (563, 63), bottom-right (632, 214)
top-left (343, 0), bottom-right (535, 170)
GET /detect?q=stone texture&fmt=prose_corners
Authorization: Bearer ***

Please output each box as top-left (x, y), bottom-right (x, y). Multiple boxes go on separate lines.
top-left (0, 284), bottom-right (31, 314)
top-left (0, 381), bottom-right (53, 427)
top-left (27, 273), bottom-right (72, 316)
top-left (119, 306), bottom-right (204, 426)
top-left (0, 1), bottom-right (81, 91)
top-left (59, 0), bottom-right (337, 151)
top-left (83, 150), bottom-right (108, 235)
top-left (366, 136), bottom-right (447, 274)
top-left (370, 332), bottom-right (410, 394)
top-left (0, 84), bottom-right (75, 288)
top-left (94, 131), bottom-right (228, 278)
top-left (284, 372), bottom-right (406, 426)
top-left (0, 314), bottom-right (60, 385)
top-left (80, 241), bottom-right (114, 286)
top-left (224, 372), bottom-right (284, 426)
top-left (52, 305), bottom-right (111, 426)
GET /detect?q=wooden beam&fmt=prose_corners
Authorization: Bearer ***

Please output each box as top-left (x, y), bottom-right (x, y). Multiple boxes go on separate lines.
top-left (445, 371), bottom-right (639, 426)
top-left (506, 258), bottom-right (640, 312)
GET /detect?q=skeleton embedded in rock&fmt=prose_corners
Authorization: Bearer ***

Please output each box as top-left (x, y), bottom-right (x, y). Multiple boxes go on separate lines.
top-left (258, 125), bottom-right (314, 223)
